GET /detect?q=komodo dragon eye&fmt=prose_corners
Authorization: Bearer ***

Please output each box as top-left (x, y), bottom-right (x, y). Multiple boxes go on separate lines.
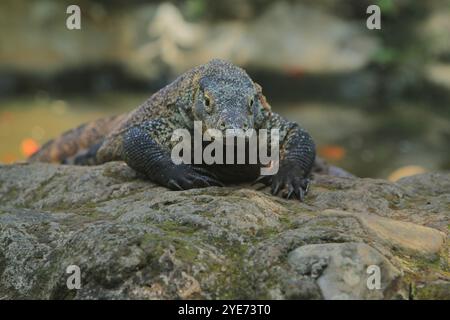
top-left (248, 96), bottom-right (255, 113)
top-left (203, 93), bottom-right (212, 113)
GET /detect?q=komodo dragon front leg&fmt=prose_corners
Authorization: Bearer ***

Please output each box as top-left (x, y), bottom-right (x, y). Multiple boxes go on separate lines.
top-left (255, 114), bottom-right (316, 201)
top-left (121, 119), bottom-right (224, 190)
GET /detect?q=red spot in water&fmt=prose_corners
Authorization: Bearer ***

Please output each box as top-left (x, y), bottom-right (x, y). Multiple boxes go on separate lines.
top-left (318, 145), bottom-right (346, 161)
top-left (21, 138), bottom-right (40, 157)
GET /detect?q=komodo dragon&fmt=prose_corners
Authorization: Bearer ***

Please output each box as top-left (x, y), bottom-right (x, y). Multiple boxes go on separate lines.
top-left (29, 59), bottom-right (316, 201)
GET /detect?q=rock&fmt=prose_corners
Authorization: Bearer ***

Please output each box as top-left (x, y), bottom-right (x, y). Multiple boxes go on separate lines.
top-left (414, 280), bottom-right (450, 300)
top-left (0, 162), bottom-right (448, 299)
top-left (321, 210), bottom-right (445, 258)
top-left (288, 243), bottom-right (404, 299)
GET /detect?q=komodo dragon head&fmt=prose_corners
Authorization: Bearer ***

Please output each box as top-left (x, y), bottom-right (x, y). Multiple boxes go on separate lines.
top-left (189, 59), bottom-right (267, 135)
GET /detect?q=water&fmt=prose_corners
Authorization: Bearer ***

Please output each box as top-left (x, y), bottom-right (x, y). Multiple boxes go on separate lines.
top-left (0, 93), bottom-right (147, 163)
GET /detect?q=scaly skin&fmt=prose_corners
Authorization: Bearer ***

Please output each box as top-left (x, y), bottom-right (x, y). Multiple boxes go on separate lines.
top-left (29, 59), bottom-right (316, 201)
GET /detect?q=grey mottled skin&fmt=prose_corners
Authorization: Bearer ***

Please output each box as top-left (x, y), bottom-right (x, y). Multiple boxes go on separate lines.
top-left (30, 59), bottom-right (316, 201)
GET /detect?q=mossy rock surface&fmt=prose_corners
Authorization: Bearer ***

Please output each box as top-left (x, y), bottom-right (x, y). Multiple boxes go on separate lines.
top-left (0, 162), bottom-right (448, 299)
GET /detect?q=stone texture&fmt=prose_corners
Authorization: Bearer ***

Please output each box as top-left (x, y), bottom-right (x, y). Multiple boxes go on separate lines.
top-left (288, 243), bottom-right (404, 299)
top-left (0, 162), bottom-right (448, 299)
top-left (322, 209), bottom-right (445, 257)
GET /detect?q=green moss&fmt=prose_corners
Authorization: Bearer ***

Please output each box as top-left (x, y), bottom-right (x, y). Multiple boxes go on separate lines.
top-left (412, 281), bottom-right (450, 300)
top-left (157, 220), bottom-right (202, 237)
top-left (208, 242), bottom-right (253, 299)
top-left (312, 219), bottom-right (341, 228)
top-left (140, 231), bottom-right (198, 261)
top-left (2, 186), bottom-right (18, 202)
top-left (400, 245), bottom-right (450, 300)
top-left (142, 219), bottom-right (260, 299)
top-left (414, 249), bottom-right (449, 274)
top-left (255, 226), bottom-right (280, 238)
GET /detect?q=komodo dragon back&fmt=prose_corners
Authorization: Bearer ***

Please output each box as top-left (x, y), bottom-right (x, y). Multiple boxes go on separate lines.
top-left (28, 67), bottom-right (197, 165)
top-left (28, 114), bottom-right (126, 164)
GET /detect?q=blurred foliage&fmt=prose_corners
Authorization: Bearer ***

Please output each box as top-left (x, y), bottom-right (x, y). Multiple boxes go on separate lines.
top-left (183, 0), bottom-right (206, 20)
top-left (366, 0), bottom-right (434, 108)
top-left (377, 0), bottom-right (396, 14)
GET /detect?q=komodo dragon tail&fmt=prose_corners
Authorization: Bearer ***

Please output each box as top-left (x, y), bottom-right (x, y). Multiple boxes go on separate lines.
top-left (28, 114), bottom-right (126, 165)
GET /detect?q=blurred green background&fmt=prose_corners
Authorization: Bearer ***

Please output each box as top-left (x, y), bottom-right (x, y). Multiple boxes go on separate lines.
top-left (0, 0), bottom-right (449, 179)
